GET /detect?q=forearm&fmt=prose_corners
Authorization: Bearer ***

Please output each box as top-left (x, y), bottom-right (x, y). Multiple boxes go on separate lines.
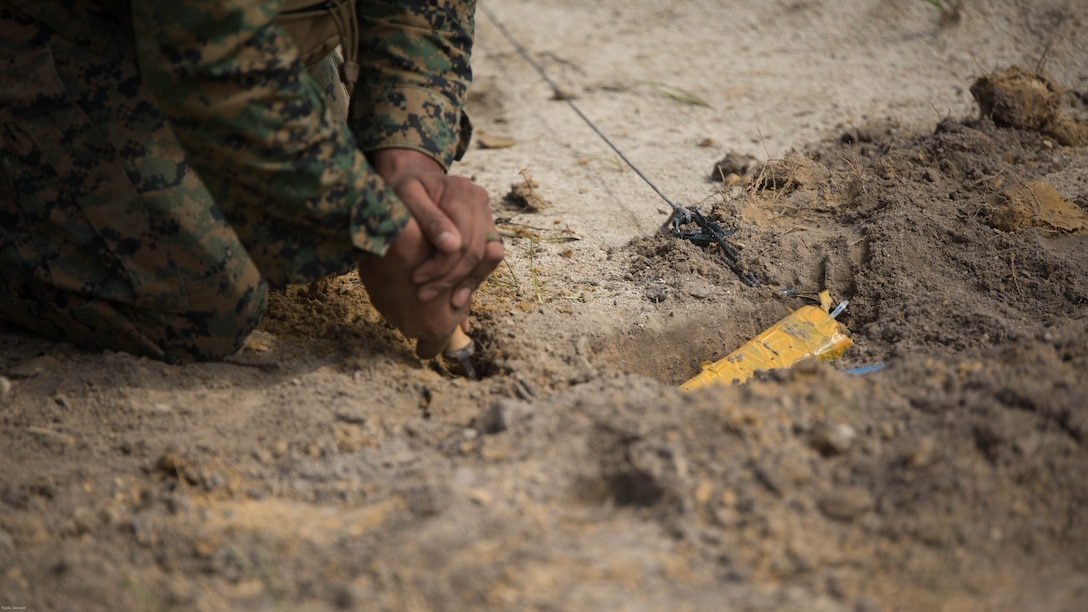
top-left (369, 148), bottom-right (444, 184)
top-left (351, 0), bottom-right (476, 170)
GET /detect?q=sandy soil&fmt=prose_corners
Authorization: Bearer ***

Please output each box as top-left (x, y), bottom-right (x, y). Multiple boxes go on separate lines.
top-left (3, 0), bottom-right (1088, 610)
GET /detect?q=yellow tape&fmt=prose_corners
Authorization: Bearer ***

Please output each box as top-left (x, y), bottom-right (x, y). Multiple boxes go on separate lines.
top-left (679, 290), bottom-right (852, 390)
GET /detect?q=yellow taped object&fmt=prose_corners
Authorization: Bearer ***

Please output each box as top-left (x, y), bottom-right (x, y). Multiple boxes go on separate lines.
top-left (679, 291), bottom-right (852, 390)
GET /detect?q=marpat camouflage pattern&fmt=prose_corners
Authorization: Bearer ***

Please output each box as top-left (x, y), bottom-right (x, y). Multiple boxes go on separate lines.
top-left (0, 0), bottom-right (475, 362)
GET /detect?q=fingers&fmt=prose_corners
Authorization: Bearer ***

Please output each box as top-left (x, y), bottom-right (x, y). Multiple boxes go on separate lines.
top-left (449, 238), bottom-right (504, 309)
top-left (392, 177), bottom-right (462, 255)
top-left (416, 232), bottom-right (504, 307)
top-left (358, 219), bottom-right (465, 344)
top-left (409, 176), bottom-right (500, 301)
top-left (382, 169), bottom-right (503, 341)
top-left (415, 242), bottom-right (481, 303)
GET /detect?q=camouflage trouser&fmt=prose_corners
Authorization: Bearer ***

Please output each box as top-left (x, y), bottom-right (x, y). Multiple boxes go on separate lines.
top-left (0, 4), bottom-right (346, 363)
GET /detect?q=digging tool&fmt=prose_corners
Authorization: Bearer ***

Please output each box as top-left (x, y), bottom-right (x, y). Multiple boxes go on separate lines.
top-left (417, 326), bottom-right (478, 380)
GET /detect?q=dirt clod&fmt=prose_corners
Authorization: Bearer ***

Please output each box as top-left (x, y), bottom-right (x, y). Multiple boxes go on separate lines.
top-left (971, 65), bottom-right (1088, 146)
top-left (818, 486), bottom-right (874, 521)
top-left (505, 169), bottom-right (551, 211)
top-left (988, 180), bottom-right (1088, 233)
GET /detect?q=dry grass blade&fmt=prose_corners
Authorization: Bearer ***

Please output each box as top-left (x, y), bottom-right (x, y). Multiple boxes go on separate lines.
top-left (642, 81), bottom-right (710, 107)
top-left (529, 236), bottom-right (544, 303)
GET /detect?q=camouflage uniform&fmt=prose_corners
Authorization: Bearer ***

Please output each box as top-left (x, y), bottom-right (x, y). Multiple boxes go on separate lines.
top-left (0, 0), bottom-right (474, 362)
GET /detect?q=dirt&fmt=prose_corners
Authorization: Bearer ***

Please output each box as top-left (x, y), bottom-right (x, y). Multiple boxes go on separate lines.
top-left (3, 0), bottom-right (1088, 610)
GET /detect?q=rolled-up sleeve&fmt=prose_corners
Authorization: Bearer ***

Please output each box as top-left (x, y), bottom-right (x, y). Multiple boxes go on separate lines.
top-left (351, 0), bottom-right (475, 170)
top-left (131, 0), bottom-right (410, 287)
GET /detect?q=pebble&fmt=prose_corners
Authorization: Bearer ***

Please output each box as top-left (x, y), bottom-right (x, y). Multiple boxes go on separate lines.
top-left (818, 486), bottom-right (874, 521)
top-left (252, 448), bottom-right (273, 464)
top-left (131, 516), bottom-right (159, 547)
top-left (904, 435), bottom-right (937, 468)
top-left (482, 399), bottom-right (532, 433)
top-left (271, 440), bottom-right (290, 458)
top-left (880, 423), bottom-right (895, 440)
top-left (811, 423), bottom-right (857, 456)
top-left (192, 536), bottom-right (222, 559)
top-left (334, 409), bottom-right (367, 424)
top-left (683, 279), bottom-right (713, 299)
top-left (100, 504), bottom-right (126, 527)
top-left (467, 487), bottom-right (492, 506)
top-left (644, 285), bottom-right (667, 303)
top-left (71, 507), bottom-right (96, 535)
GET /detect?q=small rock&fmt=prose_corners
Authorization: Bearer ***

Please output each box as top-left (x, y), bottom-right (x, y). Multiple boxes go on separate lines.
top-left (133, 401), bottom-right (171, 415)
top-left (903, 435), bottom-right (937, 468)
top-left (202, 472), bottom-right (228, 492)
top-left (711, 151), bottom-right (756, 181)
top-left (192, 536), bottom-right (222, 559)
top-left (71, 507), bottom-right (96, 535)
top-left (0, 376), bottom-right (13, 405)
top-left (467, 488), bottom-right (492, 506)
top-left (818, 486), bottom-right (874, 521)
top-left (251, 448), bottom-right (273, 464)
top-left (271, 440), bottom-right (290, 458)
top-left (167, 494), bottom-right (194, 515)
top-left (0, 529), bottom-right (14, 553)
top-left (53, 394), bottom-right (73, 410)
top-left (880, 423), bottom-right (895, 440)
top-left (131, 516), bottom-right (159, 547)
top-left (644, 285), bottom-right (667, 303)
top-left (481, 399), bottom-right (532, 433)
top-left (158, 453), bottom-right (185, 477)
top-left (99, 504), bottom-right (126, 527)
top-left (811, 423), bottom-right (857, 456)
top-left (334, 409), bottom-right (367, 424)
top-left (753, 463), bottom-right (784, 495)
top-left (683, 279), bottom-right (713, 300)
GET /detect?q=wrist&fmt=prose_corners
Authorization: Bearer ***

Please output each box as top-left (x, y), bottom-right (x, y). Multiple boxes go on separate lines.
top-left (369, 148), bottom-right (444, 184)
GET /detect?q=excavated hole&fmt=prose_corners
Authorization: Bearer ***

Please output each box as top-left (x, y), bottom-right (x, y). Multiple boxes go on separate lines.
top-left (592, 303), bottom-right (769, 386)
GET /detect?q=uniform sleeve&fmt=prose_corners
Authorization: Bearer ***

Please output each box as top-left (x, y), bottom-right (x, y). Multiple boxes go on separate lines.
top-left (351, 0), bottom-right (475, 170)
top-left (130, 0), bottom-right (410, 288)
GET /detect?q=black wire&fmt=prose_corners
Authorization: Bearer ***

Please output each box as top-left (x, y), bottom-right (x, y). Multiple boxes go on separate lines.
top-left (479, 3), bottom-right (759, 288)
top-left (478, 3), bottom-right (682, 212)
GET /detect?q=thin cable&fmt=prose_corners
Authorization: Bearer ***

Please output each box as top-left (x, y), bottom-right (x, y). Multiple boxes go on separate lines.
top-left (479, 3), bottom-right (759, 288)
top-left (478, 3), bottom-right (682, 212)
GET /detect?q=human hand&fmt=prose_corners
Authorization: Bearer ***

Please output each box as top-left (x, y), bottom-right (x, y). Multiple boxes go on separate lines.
top-left (357, 218), bottom-right (466, 350)
top-left (370, 149), bottom-right (504, 310)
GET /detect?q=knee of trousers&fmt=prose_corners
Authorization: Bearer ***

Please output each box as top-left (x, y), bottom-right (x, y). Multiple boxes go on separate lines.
top-left (0, 260), bottom-right (268, 365)
top-left (142, 263), bottom-right (269, 364)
